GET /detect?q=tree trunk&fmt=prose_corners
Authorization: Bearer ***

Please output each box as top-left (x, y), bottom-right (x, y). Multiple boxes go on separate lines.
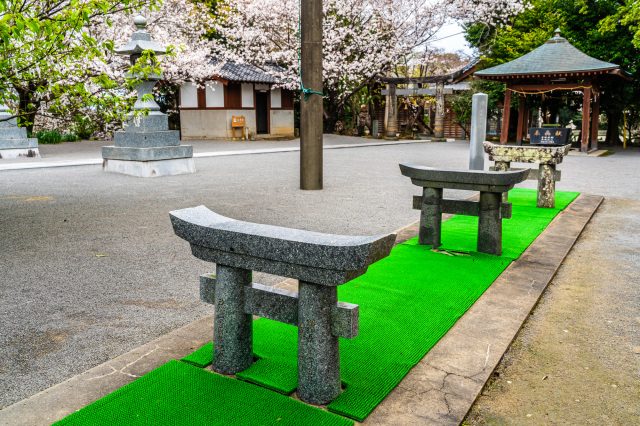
top-left (605, 111), bottom-right (621, 146)
top-left (15, 82), bottom-right (40, 134)
top-left (323, 94), bottom-right (342, 133)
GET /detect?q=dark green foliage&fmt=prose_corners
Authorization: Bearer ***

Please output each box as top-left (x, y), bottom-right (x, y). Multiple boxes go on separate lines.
top-left (61, 132), bottom-right (80, 142)
top-left (32, 129), bottom-right (80, 143)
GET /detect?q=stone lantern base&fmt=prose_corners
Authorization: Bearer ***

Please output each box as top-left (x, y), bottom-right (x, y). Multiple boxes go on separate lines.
top-left (0, 111), bottom-right (40, 159)
top-left (102, 157), bottom-right (195, 178)
top-left (102, 128), bottom-right (195, 178)
top-left (0, 140), bottom-right (40, 159)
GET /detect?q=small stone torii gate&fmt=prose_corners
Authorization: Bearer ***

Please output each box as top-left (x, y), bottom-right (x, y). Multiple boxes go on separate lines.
top-left (377, 70), bottom-right (467, 141)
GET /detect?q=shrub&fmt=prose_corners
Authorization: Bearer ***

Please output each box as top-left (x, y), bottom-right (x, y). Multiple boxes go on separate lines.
top-left (71, 116), bottom-right (99, 139)
top-left (35, 130), bottom-right (62, 144)
top-left (62, 132), bottom-right (80, 142)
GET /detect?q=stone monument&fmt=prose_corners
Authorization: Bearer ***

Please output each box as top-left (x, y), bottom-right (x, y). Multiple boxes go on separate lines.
top-left (484, 142), bottom-right (571, 208)
top-left (469, 93), bottom-right (488, 170)
top-left (102, 15), bottom-right (195, 177)
top-left (0, 103), bottom-right (39, 159)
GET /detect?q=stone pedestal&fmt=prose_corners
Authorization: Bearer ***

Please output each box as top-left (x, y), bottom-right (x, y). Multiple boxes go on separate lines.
top-left (0, 105), bottom-right (39, 159)
top-left (102, 16), bottom-right (194, 177)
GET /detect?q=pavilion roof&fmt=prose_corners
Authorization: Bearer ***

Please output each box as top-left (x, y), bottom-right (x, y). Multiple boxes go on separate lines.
top-left (474, 30), bottom-right (619, 78)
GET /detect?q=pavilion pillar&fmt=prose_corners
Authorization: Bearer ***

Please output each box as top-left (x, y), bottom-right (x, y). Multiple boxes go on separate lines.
top-left (591, 91), bottom-right (599, 150)
top-left (386, 83), bottom-right (398, 139)
top-left (516, 94), bottom-right (525, 145)
top-left (500, 85), bottom-right (512, 144)
top-left (581, 82), bottom-right (591, 153)
top-left (433, 81), bottom-right (446, 141)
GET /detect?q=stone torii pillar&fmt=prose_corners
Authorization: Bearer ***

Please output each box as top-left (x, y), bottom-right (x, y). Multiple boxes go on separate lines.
top-left (432, 81), bottom-right (446, 141)
top-left (386, 83), bottom-right (398, 139)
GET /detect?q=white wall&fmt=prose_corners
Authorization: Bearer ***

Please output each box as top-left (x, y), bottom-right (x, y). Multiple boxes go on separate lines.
top-left (241, 83), bottom-right (254, 108)
top-left (181, 110), bottom-right (257, 139)
top-left (206, 81), bottom-right (224, 107)
top-left (180, 83), bottom-right (198, 108)
top-left (271, 88), bottom-right (282, 108)
top-left (270, 110), bottom-right (294, 136)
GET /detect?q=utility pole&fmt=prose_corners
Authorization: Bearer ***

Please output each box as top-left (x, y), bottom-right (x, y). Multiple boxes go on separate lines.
top-left (300, 0), bottom-right (323, 190)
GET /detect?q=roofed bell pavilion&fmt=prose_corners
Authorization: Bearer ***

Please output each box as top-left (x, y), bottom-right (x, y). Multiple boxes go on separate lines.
top-left (474, 29), bottom-right (630, 153)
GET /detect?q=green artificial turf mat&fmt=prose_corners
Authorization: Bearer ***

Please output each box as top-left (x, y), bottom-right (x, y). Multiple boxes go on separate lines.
top-left (508, 188), bottom-right (579, 210)
top-left (237, 249), bottom-right (510, 421)
top-left (186, 189), bottom-right (580, 421)
top-left (181, 342), bottom-right (213, 368)
top-left (435, 189), bottom-right (579, 258)
top-left (54, 360), bottom-right (353, 426)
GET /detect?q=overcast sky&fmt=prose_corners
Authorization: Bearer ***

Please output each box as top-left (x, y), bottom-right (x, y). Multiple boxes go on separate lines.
top-left (430, 22), bottom-right (474, 57)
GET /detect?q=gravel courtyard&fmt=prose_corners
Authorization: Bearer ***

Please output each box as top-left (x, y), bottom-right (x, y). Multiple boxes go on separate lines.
top-left (1, 138), bottom-right (638, 423)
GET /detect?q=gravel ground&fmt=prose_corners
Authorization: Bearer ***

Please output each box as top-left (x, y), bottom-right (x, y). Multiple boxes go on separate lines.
top-left (1, 138), bottom-right (638, 419)
top-left (464, 147), bottom-right (640, 425)
top-left (0, 139), bottom-right (469, 409)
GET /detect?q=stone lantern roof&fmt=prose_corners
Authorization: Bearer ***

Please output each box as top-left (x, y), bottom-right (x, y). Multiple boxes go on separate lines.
top-left (114, 15), bottom-right (166, 57)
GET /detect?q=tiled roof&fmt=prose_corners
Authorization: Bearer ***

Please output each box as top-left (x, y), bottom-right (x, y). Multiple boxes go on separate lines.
top-left (211, 59), bottom-right (284, 84)
top-left (475, 31), bottom-right (619, 77)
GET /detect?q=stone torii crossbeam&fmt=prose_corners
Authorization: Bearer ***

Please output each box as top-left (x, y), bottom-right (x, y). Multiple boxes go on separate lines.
top-left (170, 206), bottom-right (395, 405)
top-left (400, 163), bottom-right (529, 256)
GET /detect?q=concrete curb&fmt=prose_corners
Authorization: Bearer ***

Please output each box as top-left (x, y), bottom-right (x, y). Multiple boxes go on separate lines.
top-left (0, 195), bottom-right (601, 425)
top-left (0, 140), bottom-right (425, 172)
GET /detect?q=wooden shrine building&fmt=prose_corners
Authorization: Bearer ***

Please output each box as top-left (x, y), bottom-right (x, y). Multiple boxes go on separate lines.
top-left (474, 29), bottom-right (630, 153)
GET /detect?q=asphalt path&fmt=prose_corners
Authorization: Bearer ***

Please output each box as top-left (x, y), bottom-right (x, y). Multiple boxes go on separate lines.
top-left (1, 139), bottom-right (638, 414)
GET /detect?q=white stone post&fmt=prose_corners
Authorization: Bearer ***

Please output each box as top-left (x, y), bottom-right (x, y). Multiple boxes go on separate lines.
top-left (469, 93), bottom-right (488, 170)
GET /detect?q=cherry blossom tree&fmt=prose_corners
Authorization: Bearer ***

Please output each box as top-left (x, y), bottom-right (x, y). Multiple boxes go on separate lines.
top-left (0, 0), bottom-right (162, 133)
top-left (210, 0), bottom-right (525, 131)
top-left (77, 0), bottom-right (221, 133)
top-left (1, 0), bottom-right (220, 135)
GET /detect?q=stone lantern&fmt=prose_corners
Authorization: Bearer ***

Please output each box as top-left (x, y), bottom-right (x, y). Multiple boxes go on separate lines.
top-left (102, 15), bottom-right (195, 177)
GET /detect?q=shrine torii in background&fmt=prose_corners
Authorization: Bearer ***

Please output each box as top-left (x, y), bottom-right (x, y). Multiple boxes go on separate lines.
top-left (474, 29), bottom-right (630, 153)
top-left (377, 65), bottom-right (474, 141)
